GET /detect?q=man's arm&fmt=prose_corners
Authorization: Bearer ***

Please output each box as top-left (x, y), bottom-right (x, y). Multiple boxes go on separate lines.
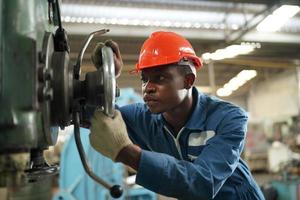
top-left (115, 144), bottom-right (141, 170)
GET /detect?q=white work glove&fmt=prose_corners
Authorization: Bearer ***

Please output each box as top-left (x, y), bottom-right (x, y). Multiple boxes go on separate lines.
top-left (89, 110), bottom-right (132, 161)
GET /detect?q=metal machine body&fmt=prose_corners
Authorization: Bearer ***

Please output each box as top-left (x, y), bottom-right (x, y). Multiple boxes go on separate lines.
top-left (0, 0), bottom-right (120, 199)
top-left (0, 0), bottom-right (57, 191)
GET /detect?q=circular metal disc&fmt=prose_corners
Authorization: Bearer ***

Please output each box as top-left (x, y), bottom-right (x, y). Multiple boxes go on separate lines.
top-left (40, 32), bottom-right (59, 145)
top-left (101, 46), bottom-right (116, 117)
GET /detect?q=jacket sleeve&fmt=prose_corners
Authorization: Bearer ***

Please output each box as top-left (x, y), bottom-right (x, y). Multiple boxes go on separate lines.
top-left (135, 107), bottom-right (248, 199)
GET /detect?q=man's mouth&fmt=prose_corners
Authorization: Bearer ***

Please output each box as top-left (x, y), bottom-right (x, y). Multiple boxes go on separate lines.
top-left (143, 95), bottom-right (157, 102)
top-left (144, 96), bottom-right (159, 107)
top-left (145, 100), bottom-right (157, 104)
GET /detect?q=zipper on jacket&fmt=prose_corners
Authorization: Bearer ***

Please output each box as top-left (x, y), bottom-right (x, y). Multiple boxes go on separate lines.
top-left (163, 126), bottom-right (184, 160)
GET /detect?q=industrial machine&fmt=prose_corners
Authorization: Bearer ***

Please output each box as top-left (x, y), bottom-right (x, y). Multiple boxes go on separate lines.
top-left (0, 0), bottom-right (122, 199)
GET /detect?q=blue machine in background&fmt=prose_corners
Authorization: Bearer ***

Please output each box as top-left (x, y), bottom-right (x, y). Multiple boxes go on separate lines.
top-left (53, 88), bottom-right (156, 200)
top-left (271, 179), bottom-right (300, 200)
top-left (53, 128), bottom-right (125, 200)
top-left (115, 88), bottom-right (144, 107)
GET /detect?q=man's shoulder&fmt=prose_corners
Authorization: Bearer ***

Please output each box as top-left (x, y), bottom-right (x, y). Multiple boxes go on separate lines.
top-left (197, 94), bottom-right (248, 133)
top-left (200, 93), bottom-right (247, 118)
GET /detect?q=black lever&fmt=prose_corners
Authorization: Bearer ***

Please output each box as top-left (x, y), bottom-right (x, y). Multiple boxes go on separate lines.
top-left (73, 109), bottom-right (123, 198)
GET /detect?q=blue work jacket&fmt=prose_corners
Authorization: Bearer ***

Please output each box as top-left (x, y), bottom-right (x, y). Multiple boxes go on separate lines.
top-left (119, 87), bottom-right (265, 200)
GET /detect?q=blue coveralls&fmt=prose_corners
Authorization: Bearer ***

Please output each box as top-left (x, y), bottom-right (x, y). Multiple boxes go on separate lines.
top-left (119, 87), bottom-right (265, 200)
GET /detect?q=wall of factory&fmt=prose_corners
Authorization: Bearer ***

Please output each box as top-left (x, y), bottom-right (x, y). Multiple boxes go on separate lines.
top-left (248, 68), bottom-right (300, 122)
top-left (228, 95), bottom-right (248, 111)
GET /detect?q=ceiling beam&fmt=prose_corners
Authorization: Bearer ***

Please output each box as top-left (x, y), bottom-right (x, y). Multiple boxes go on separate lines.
top-left (64, 22), bottom-right (300, 44)
top-left (215, 57), bottom-right (300, 68)
top-left (198, 0), bottom-right (299, 5)
top-left (226, 3), bottom-right (278, 44)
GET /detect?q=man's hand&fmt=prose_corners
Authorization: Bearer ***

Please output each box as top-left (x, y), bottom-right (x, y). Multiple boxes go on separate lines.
top-left (91, 40), bottom-right (123, 78)
top-left (89, 110), bottom-right (132, 161)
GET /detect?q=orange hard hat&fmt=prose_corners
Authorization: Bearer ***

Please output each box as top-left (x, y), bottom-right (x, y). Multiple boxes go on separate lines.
top-left (134, 31), bottom-right (202, 72)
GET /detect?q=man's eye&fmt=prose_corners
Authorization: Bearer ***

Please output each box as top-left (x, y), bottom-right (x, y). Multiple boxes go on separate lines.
top-left (159, 76), bottom-right (165, 81)
top-left (141, 77), bottom-right (148, 83)
top-left (155, 76), bottom-right (165, 82)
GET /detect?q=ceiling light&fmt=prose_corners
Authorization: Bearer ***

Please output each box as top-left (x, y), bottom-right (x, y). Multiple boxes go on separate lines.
top-left (75, 17), bottom-right (82, 23)
top-left (62, 4), bottom-right (241, 30)
top-left (163, 21), bottom-right (172, 27)
top-left (202, 43), bottom-right (260, 61)
top-left (224, 83), bottom-right (239, 91)
top-left (237, 70), bottom-right (257, 81)
top-left (274, 5), bottom-right (300, 18)
top-left (141, 20), bottom-right (149, 26)
top-left (82, 17), bottom-right (88, 23)
top-left (70, 17), bottom-right (76, 23)
top-left (184, 22), bottom-right (192, 28)
top-left (119, 18), bottom-right (129, 25)
top-left (257, 5), bottom-right (300, 32)
top-left (194, 23), bottom-right (201, 28)
top-left (217, 88), bottom-right (232, 97)
top-left (64, 16), bottom-right (70, 23)
top-left (88, 18), bottom-right (94, 24)
top-left (110, 18), bottom-right (118, 25)
top-left (217, 70), bottom-right (257, 97)
top-left (231, 24), bottom-right (239, 30)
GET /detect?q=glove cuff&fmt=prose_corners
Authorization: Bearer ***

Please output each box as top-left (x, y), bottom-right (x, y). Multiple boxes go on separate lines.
top-left (111, 134), bottom-right (133, 161)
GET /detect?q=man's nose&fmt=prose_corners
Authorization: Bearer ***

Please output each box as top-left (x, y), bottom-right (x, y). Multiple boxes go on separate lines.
top-left (143, 81), bottom-right (156, 93)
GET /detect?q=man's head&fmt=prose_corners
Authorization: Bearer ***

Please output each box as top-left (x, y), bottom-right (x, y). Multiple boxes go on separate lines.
top-left (135, 31), bottom-right (202, 114)
top-left (141, 62), bottom-right (196, 113)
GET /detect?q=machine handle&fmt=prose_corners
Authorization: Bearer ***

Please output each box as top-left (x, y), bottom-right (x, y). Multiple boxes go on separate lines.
top-left (73, 111), bottom-right (123, 198)
top-left (74, 29), bottom-right (109, 79)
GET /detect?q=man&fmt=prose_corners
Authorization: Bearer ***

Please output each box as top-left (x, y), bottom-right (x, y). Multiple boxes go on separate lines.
top-left (89, 31), bottom-right (265, 200)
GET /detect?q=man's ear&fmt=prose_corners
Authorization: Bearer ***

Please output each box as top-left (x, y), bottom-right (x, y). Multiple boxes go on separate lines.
top-left (184, 73), bottom-right (195, 89)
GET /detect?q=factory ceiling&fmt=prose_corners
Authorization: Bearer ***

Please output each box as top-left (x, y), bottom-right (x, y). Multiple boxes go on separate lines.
top-left (61, 0), bottom-right (300, 97)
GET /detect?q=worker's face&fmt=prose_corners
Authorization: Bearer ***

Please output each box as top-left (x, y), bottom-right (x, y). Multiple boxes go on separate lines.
top-left (141, 65), bottom-right (189, 114)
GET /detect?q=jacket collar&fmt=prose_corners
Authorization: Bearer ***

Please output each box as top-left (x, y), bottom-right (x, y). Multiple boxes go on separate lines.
top-left (184, 87), bottom-right (207, 131)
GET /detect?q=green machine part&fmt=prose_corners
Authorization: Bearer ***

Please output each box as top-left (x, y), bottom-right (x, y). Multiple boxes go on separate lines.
top-left (0, 0), bottom-right (53, 150)
top-left (0, 1), bottom-right (122, 199)
top-left (0, 0), bottom-right (60, 199)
